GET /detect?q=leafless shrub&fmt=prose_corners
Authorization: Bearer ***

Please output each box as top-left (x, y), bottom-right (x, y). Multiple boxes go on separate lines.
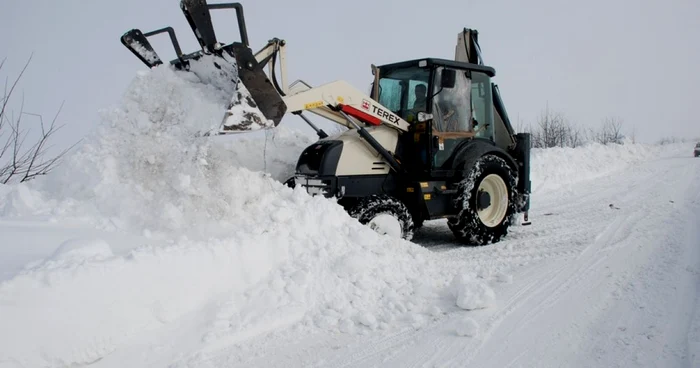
top-left (589, 116), bottom-right (625, 145)
top-left (521, 106), bottom-right (640, 149)
top-left (529, 107), bottom-right (583, 148)
top-left (0, 55), bottom-right (79, 184)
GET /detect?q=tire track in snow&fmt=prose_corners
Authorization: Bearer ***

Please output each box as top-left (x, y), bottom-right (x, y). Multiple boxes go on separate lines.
top-left (457, 157), bottom-right (700, 368)
top-left (383, 163), bottom-right (672, 366)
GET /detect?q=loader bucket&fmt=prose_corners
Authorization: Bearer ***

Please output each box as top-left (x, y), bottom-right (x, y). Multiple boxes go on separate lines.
top-left (119, 1), bottom-right (287, 133)
top-left (217, 43), bottom-right (287, 132)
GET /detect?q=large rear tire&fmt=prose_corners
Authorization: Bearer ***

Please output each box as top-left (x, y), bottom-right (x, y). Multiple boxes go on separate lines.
top-left (448, 154), bottom-right (518, 245)
top-left (348, 195), bottom-right (415, 241)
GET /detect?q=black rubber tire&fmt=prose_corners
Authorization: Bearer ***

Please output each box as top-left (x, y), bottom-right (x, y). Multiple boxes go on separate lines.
top-left (348, 195), bottom-right (415, 241)
top-left (447, 154), bottom-right (518, 245)
top-left (413, 216), bottom-right (425, 230)
top-left (283, 176), bottom-right (295, 188)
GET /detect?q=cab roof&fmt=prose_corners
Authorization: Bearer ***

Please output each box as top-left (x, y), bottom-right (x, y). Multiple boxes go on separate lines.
top-left (378, 58), bottom-right (496, 77)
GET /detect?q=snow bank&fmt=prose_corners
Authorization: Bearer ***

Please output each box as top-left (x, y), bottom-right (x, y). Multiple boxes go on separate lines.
top-left (529, 141), bottom-right (686, 193)
top-left (0, 55), bottom-right (496, 367)
top-left (0, 183), bottom-right (478, 367)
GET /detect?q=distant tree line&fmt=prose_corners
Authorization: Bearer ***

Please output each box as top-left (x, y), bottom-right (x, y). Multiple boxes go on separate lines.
top-left (514, 107), bottom-right (629, 149)
top-left (515, 106), bottom-right (700, 148)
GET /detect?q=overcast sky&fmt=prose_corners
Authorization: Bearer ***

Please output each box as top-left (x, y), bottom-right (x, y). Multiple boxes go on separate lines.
top-left (2, 0), bottom-right (699, 149)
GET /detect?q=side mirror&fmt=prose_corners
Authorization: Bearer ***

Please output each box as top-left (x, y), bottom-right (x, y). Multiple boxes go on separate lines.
top-left (441, 69), bottom-right (456, 89)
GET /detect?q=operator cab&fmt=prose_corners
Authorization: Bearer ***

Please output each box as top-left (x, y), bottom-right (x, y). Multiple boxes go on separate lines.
top-left (370, 58), bottom-right (500, 172)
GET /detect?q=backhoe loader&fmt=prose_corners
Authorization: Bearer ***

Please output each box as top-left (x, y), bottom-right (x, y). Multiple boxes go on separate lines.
top-left (120, 0), bottom-right (531, 245)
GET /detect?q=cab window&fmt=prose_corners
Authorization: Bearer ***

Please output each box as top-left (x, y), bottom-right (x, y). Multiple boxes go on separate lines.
top-left (431, 67), bottom-right (472, 132)
top-left (377, 66), bottom-right (430, 121)
top-left (470, 71), bottom-right (494, 139)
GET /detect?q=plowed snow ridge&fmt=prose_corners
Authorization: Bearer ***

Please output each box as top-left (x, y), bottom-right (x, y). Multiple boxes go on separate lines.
top-left (0, 57), bottom-right (689, 367)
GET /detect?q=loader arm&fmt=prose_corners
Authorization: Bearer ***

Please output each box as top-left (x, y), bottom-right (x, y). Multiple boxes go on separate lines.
top-left (252, 38), bottom-right (288, 96)
top-left (244, 38), bottom-right (410, 134)
top-left (282, 80), bottom-right (411, 133)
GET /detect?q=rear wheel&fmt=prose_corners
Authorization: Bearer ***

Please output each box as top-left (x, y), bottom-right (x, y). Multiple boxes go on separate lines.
top-left (448, 154), bottom-right (518, 245)
top-left (348, 195), bottom-right (415, 241)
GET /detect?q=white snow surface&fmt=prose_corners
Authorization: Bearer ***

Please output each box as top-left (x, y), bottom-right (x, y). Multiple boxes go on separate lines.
top-left (1, 57), bottom-right (699, 367)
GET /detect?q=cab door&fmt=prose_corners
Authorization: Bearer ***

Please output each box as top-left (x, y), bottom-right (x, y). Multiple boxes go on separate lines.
top-left (430, 67), bottom-right (475, 169)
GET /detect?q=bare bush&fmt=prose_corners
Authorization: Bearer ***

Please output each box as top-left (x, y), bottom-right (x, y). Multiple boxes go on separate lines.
top-left (521, 106), bottom-right (640, 149)
top-left (529, 107), bottom-right (583, 148)
top-left (0, 56), bottom-right (78, 184)
top-left (590, 116), bottom-right (625, 145)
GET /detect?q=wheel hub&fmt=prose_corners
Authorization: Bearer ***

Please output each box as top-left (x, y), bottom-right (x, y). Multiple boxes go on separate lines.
top-left (368, 213), bottom-right (403, 238)
top-left (476, 174), bottom-right (509, 227)
top-left (477, 190), bottom-right (491, 210)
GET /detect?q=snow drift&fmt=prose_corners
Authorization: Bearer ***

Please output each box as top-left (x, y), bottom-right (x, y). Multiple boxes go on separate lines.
top-left (529, 141), bottom-right (686, 194)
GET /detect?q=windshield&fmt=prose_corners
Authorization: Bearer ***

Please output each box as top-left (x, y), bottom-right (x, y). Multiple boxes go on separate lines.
top-left (376, 66), bottom-right (430, 121)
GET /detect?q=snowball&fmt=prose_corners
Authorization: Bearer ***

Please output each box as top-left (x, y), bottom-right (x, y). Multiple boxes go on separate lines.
top-left (357, 312), bottom-right (378, 329)
top-left (450, 273), bottom-right (496, 310)
top-left (455, 317), bottom-right (479, 337)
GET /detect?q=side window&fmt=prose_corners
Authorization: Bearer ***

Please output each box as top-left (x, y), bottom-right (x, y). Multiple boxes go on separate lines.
top-left (470, 72), bottom-right (494, 139)
top-left (378, 78), bottom-right (402, 112)
top-left (432, 67), bottom-right (472, 132)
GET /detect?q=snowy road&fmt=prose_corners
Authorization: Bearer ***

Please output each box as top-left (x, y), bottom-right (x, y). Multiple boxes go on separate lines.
top-left (189, 151), bottom-right (700, 368)
top-left (399, 153), bottom-right (700, 367)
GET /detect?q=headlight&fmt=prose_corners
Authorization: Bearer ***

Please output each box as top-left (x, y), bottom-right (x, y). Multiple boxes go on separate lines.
top-left (417, 112), bottom-right (433, 122)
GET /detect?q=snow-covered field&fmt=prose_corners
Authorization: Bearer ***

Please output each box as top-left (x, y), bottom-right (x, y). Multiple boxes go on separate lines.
top-left (1, 58), bottom-right (698, 368)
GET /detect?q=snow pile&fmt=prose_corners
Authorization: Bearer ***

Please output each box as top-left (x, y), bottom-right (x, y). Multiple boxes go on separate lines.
top-left (0, 184), bottom-right (491, 366)
top-left (0, 56), bottom-right (313, 236)
top-left (0, 56), bottom-right (499, 367)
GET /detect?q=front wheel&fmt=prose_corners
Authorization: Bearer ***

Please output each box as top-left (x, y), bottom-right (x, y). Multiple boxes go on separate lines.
top-left (283, 176), bottom-right (296, 188)
top-left (448, 154), bottom-right (518, 245)
top-left (348, 195), bottom-right (415, 241)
